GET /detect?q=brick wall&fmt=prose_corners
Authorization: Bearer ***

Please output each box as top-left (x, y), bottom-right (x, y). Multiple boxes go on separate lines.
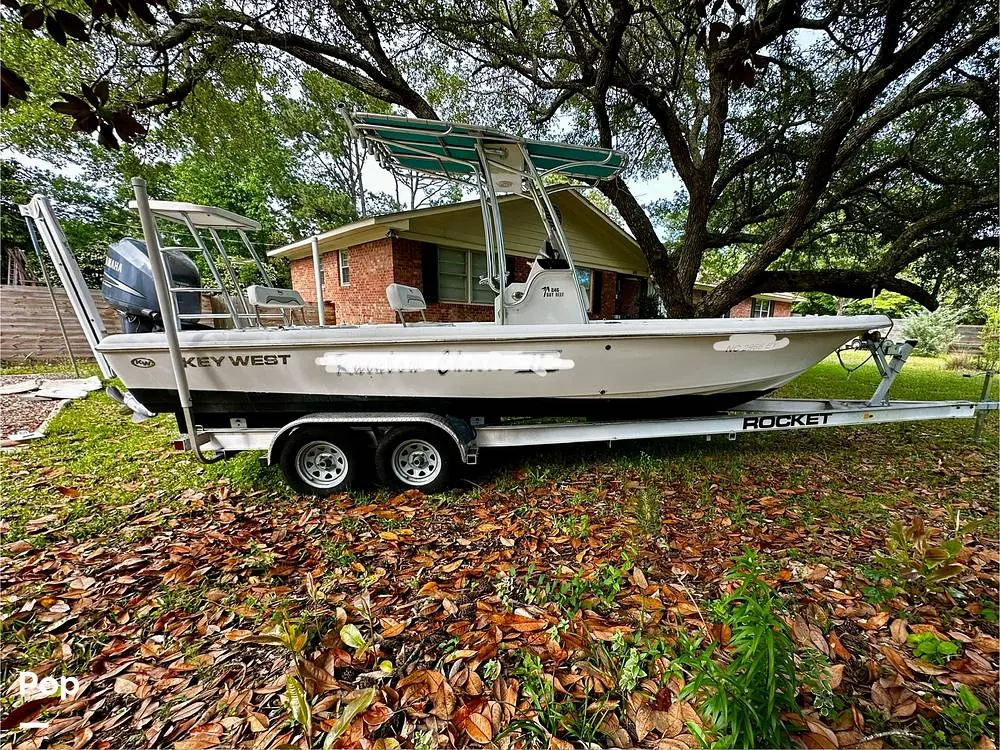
top-left (289, 241), bottom-right (798, 324)
top-left (729, 298), bottom-right (752, 318)
top-left (616, 276), bottom-right (643, 319)
top-left (690, 289), bottom-right (793, 318)
top-left (291, 238), bottom-right (398, 324)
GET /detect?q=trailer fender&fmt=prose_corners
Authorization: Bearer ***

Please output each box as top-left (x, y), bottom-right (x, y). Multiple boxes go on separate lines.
top-left (265, 412), bottom-right (478, 467)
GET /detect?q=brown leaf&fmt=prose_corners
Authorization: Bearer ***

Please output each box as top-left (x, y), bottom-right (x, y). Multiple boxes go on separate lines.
top-left (114, 677), bottom-right (139, 695)
top-left (826, 664), bottom-right (846, 690)
top-left (860, 612), bottom-right (890, 631)
top-left (298, 659), bottom-right (338, 694)
top-left (878, 645), bottom-right (914, 679)
top-left (248, 712), bottom-right (268, 732)
top-left (0, 696), bottom-right (59, 730)
top-left (380, 617), bottom-right (406, 638)
top-left (828, 631), bottom-right (852, 662)
top-left (974, 635), bottom-right (1000, 654)
top-left (464, 712), bottom-right (494, 744)
top-left (889, 619), bottom-right (908, 644)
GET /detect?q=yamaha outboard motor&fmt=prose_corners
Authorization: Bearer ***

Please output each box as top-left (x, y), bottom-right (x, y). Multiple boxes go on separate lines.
top-left (102, 238), bottom-right (202, 333)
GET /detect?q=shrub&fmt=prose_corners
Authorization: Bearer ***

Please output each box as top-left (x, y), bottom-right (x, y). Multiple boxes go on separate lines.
top-left (899, 306), bottom-right (964, 356)
top-left (945, 352), bottom-right (976, 371)
top-left (980, 306), bottom-right (999, 370)
top-left (678, 549), bottom-right (811, 749)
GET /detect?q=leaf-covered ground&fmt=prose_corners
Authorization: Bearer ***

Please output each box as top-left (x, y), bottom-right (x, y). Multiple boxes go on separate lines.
top-left (1, 355), bottom-right (997, 750)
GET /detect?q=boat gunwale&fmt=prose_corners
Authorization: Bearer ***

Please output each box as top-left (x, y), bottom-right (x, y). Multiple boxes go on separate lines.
top-left (96, 315), bottom-right (891, 352)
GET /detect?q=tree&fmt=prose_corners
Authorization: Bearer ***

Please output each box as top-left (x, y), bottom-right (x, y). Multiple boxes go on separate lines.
top-left (2, 0), bottom-right (996, 317)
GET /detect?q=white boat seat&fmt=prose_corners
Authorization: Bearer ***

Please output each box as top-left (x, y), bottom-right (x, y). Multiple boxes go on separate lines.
top-left (246, 285), bottom-right (305, 308)
top-left (386, 284), bottom-right (427, 326)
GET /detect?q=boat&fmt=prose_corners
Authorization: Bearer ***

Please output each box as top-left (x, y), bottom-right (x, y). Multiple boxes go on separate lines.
top-left (95, 317), bottom-right (888, 427)
top-left (41, 112), bottom-right (891, 428)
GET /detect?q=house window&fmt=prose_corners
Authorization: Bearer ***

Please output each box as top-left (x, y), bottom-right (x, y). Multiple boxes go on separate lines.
top-left (750, 298), bottom-right (773, 318)
top-left (576, 267), bottom-right (594, 312)
top-left (438, 247), bottom-right (494, 304)
top-left (338, 250), bottom-right (350, 286)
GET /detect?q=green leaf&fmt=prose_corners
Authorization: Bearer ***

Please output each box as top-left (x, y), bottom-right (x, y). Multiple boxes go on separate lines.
top-left (325, 688), bottom-right (376, 744)
top-left (286, 676), bottom-right (312, 735)
top-left (340, 623), bottom-right (367, 650)
top-left (925, 564), bottom-right (964, 583)
top-left (957, 685), bottom-right (981, 713)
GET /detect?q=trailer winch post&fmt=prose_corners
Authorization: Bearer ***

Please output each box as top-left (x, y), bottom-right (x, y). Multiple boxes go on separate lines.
top-left (867, 338), bottom-right (915, 406)
top-left (130, 177), bottom-right (220, 464)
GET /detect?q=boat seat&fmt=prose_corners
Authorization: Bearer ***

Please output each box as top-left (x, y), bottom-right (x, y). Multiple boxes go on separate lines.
top-left (246, 285), bottom-right (305, 308)
top-left (386, 283), bottom-right (427, 326)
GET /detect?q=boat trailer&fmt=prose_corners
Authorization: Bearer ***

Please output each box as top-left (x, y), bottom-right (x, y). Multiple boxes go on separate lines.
top-left (175, 340), bottom-right (996, 493)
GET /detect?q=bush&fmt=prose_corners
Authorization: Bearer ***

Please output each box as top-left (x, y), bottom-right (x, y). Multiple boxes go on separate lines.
top-left (980, 306), bottom-right (999, 370)
top-left (899, 306), bottom-right (964, 356)
top-left (945, 352), bottom-right (976, 371)
top-left (678, 549), bottom-right (813, 749)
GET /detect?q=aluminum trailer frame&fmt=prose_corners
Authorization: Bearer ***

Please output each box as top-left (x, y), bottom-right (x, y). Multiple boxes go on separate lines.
top-left (181, 396), bottom-right (997, 464)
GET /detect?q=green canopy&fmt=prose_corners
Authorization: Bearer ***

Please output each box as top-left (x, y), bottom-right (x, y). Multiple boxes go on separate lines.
top-left (349, 113), bottom-right (627, 183)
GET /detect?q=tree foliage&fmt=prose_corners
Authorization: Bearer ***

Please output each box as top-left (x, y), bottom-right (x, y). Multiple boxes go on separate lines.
top-left (1, 0), bottom-right (996, 316)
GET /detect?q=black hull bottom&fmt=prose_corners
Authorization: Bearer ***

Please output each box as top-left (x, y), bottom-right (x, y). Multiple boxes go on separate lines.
top-left (129, 388), bottom-right (773, 429)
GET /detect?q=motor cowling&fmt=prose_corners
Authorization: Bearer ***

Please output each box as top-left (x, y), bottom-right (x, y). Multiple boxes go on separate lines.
top-left (102, 238), bottom-right (202, 333)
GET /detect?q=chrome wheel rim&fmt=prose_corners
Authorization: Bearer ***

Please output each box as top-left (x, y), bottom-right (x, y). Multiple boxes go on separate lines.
top-left (391, 439), bottom-right (441, 486)
top-left (296, 440), bottom-right (349, 489)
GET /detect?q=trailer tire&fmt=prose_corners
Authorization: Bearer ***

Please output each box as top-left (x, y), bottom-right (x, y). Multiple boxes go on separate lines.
top-left (279, 428), bottom-right (357, 495)
top-left (375, 426), bottom-right (457, 493)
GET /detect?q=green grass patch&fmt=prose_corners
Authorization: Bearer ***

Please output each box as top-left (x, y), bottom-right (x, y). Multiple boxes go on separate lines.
top-left (0, 388), bottom-right (289, 543)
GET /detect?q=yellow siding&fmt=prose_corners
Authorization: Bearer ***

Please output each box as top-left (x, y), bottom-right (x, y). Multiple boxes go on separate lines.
top-left (402, 193), bottom-right (648, 276)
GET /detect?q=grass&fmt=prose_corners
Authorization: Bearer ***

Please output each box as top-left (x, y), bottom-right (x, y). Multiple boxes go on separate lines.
top-left (0, 382), bottom-right (289, 543)
top-left (0, 353), bottom-right (995, 749)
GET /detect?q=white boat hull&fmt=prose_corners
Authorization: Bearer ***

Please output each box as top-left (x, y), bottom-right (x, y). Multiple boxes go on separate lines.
top-left (96, 316), bottom-right (890, 425)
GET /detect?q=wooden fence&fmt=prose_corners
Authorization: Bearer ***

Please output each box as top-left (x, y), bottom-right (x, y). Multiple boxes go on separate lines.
top-left (1, 284), bottom-right (329, 363)
top-left (952, 325), bottom-right (984, 354)
top-left (1, 285), bottom-right (119, 363)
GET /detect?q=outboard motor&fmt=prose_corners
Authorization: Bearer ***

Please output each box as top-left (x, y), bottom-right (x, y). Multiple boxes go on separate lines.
top-left (102, 238), bottom-right (202, 333)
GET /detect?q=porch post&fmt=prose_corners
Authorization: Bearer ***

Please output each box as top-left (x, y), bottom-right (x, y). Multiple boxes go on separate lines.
top-left (311, 236), bottom-right (326, 326)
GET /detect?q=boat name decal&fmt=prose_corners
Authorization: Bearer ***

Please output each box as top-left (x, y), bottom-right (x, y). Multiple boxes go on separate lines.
top-left (315, 350), bottom-right (574, 376)
top-left (713, 334), bottom-right (790, 352)
top-left (541, 285), bottom-right (565, 298)
top-left (742, 413), bottom-right (831, 429)
top-left (182, 354), bottom-right (291, 368)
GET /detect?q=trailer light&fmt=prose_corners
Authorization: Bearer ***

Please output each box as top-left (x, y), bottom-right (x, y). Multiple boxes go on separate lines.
top-left (173, 439), bottom-right (186, 450)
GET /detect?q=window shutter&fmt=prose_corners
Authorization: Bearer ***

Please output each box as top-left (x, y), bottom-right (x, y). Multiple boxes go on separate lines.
top-left (422, 244), bottom-right (439, 303)
top-left (505, 254), bottom-right (515, 282)
top-left (592, 270), bottom-right (604, 312)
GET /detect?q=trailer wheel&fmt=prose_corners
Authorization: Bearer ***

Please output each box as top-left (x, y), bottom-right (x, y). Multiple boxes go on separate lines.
top-left (375, 426), bottom-right (457, 493)
top-left (279, 428), bottom-right (356, 495)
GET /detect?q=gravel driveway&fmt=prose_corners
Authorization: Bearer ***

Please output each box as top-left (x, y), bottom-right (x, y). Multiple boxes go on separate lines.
top-left (0, 374), bottom-right (73, 440)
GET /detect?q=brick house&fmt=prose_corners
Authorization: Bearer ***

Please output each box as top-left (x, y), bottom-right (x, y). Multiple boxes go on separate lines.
top-left (270, 188), bottom-right (796, 324)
